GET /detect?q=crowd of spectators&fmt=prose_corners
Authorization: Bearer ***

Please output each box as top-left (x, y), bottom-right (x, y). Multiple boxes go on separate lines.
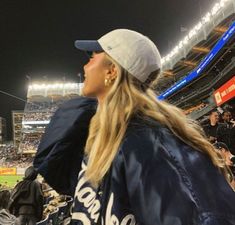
top-left (201, 105), bottom-right (235, 153)
top-left (200, 104), bottom-right (235, 190)
top-left (25, 100), bottom-right (64, 113)
top-left (23, 112), bottom-right (54, 122)
top-left (22, 100), bottom-right (65, 123)
top-left (0, 144), bottom-right (33, 168)
top-left (19, 133), bottom-right (43, 153)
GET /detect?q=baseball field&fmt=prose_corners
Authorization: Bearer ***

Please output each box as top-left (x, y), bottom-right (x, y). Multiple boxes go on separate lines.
top-left (0, 175), bottom-right (23, 188)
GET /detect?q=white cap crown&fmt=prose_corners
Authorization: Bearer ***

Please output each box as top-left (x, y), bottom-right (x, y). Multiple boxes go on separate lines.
top-left (98, 29), bottom-right (161, 82)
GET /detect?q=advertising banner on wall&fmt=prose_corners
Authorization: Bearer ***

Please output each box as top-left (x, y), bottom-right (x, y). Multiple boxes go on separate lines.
top-left (214, 76), bottom-right (235, 106)
top-left (0, 167), bottom-right (17, 175)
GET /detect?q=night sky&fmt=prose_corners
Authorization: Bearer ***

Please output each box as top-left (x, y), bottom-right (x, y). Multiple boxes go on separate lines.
top-left (0, 0), bottom-right (215, 139)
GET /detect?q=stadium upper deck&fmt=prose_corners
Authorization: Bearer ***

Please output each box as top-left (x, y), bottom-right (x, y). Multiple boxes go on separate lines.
top-left (156, 0), bottom-right (235, 119)
top-left (156, 0), bottom-right (235, 98)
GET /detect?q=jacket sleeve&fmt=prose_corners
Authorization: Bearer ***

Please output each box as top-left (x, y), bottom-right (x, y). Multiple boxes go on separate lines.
top-left (121, 128), bottom-right (196, 225)
top-left (33, 97), bottom-right (97, 196)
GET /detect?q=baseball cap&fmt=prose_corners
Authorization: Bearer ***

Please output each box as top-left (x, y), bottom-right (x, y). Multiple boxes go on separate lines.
top-left (75, 29), bottom-right (162, 83)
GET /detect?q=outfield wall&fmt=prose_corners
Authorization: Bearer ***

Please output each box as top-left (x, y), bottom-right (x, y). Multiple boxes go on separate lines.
top-left (0, 167), bottom-right (26, 175)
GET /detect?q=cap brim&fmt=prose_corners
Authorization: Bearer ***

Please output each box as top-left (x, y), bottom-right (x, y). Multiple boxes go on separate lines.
top-left (74, 40), bottom-right (103, 52)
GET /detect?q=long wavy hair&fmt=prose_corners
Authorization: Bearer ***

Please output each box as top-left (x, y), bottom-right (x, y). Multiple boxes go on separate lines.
top-left (84, 54), bottom-right (228, 187)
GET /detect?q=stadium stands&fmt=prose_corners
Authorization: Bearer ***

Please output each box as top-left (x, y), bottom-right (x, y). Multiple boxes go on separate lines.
top-left (156, 2), bottom-right (235, 121)
top-left (19, 82), bottom-right (82, 154)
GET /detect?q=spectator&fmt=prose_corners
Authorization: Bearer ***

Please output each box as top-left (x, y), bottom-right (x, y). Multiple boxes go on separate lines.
top-left (221, 110), bottom-right (233, 128)
top-left (9, 166), bottom-right (44, 225)
top-left (203, 110), bottom-right (219, 143)
top-left (0, 143), bottom-right (33, 168)
top-left (217, 110), bottom-right (235, 154)
top-left (0, 190), bottom-right (18, 225)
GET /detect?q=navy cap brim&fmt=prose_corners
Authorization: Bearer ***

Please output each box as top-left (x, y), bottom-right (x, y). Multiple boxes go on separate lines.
top-left (74, 40), bottom-right (103, 52)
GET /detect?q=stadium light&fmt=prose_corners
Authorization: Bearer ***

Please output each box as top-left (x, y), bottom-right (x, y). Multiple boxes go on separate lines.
top-left (211, 3), bottom-right (221, 16)
top-left (195, 22), bottom-right (202, 31)
top-left (188, 28), bottom-right (197, 39)
top-left (165, 56), bottom-right (171, 62)
top-left (202, 12), bottom-right (211, 24)
top-left (29, 82), bottom-right (80, 91)
top-left (183, 36), bottom-right (189, 45)
top-left (178, 41), bottom-right (184, 49)
top-left (161, 0), bottom-right (232, 66)
top-left (161, 58), bottom-right (166, 64)
top-left (64, 83), bottom-right (79, 89)
top-left (219, 0), bottom-right (230, 8)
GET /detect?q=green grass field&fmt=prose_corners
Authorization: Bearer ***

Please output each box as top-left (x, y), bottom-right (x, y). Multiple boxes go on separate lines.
top-left (0, 175), bottom-right (23, 188)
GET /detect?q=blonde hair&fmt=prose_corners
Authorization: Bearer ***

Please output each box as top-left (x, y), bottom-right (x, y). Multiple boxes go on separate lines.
top-left (85, 55), bottom-right (228, 187)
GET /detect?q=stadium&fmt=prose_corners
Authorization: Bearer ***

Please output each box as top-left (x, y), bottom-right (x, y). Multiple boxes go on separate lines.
top-left (0, 82), bottom-right (83, 224)
top-left (157, 0), bottom-right (235, 121)
top-left (20, 82), bottom-right (82, 154)
top-left (0, 0), bottom-right (235, 224)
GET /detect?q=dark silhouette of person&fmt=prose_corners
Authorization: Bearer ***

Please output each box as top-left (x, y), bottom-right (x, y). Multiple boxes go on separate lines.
top-left (9, 166), bottom-right (43, 225)
top-left (0, 189), bottom-right (19, 225)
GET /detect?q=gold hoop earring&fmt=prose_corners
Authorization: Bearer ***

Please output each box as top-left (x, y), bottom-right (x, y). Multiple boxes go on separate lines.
top-left (105, 78), bottom-right (111, 87)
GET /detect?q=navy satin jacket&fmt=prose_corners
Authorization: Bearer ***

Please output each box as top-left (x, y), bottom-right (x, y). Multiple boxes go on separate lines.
top-left (34, 97), bottom-right (235, 225)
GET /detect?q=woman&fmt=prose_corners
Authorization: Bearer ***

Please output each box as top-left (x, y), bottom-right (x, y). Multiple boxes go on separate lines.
top-left (35, 29), bottom-right (235, 225)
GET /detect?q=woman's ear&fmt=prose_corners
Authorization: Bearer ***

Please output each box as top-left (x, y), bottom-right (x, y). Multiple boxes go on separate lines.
top-left (106, 63), bottom-right (118, 81)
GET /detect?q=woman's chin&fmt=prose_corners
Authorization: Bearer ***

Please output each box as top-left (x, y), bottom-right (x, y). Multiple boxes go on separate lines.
top-left (81, 88), bottom-right (94, 98)
top-left (81, 90), bottom-right (89, 97)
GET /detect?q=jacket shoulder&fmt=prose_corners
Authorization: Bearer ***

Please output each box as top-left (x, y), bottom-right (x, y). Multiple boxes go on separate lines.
top-left (120, 119), bottom-right (168, 158)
